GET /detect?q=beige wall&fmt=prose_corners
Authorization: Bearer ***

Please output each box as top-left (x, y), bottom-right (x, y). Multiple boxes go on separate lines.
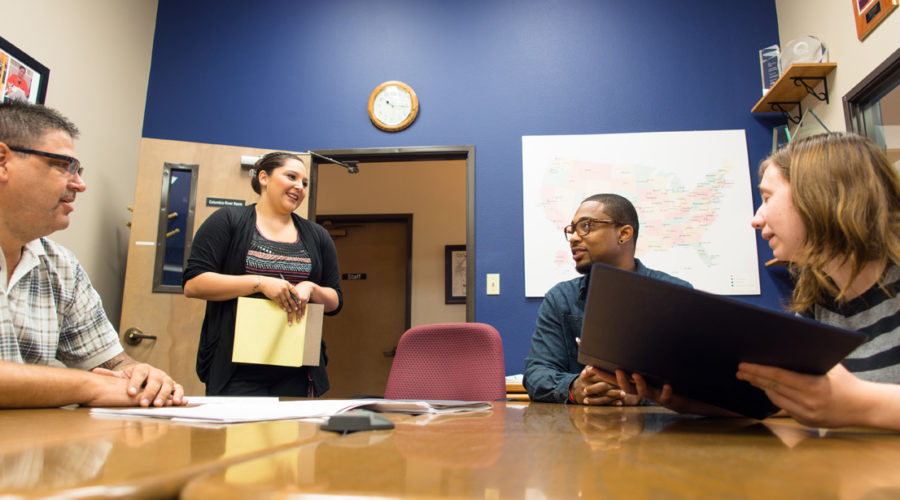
top-left (775, 0), bottom-right (900, 132)
top-left (2, 0), bottom-right (158, 328)
top-left (316, 160), bottom-right (467, 325)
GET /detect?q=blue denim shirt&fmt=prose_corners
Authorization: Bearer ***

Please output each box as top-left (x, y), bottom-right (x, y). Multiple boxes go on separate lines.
top-left (523, 259), bottom-right (692, 403)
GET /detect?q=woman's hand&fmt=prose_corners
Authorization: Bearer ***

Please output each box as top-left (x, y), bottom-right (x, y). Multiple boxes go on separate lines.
top-left (259, 276), bottom-right (304, 324)
top-left (612, 369), bottom-right (737, 417)
top-left (737, 362), bottom-right (870, 428)
top-left (288, 282), bottom-right (317, 323)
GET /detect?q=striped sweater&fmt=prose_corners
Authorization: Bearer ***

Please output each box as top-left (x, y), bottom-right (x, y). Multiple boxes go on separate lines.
top-left (805, 264), bottom-right (900, 383)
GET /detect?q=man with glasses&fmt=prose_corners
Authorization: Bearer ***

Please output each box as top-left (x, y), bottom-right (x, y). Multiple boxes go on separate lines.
top-left (524, 193), bottom-right (691, 404)
top-left (0, 101), bottom-right (185, 408)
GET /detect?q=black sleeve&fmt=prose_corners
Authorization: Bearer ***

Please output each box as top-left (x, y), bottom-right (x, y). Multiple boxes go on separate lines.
top-left (312, 222), bottom-right (343, 315)
top-left (183, 208), bottom-right (236, 285)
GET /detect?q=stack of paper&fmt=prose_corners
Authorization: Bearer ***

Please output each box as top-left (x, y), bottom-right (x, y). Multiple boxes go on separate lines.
top-left (89, 399), bottom-right (492, 424)
top-left (359, 400), bottom-right (492, 415)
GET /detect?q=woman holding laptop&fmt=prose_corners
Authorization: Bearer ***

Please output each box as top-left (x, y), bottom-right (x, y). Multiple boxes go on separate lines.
top-left (617, 132), bottom-right (900, 429)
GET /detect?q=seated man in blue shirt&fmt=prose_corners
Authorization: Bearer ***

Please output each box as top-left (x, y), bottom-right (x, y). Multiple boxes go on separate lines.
top-left (524, 193), bottom-right (692, 404)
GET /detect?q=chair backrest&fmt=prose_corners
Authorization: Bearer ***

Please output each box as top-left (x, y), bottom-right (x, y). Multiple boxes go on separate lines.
top-left (384, 322), bottom-right (506, 401)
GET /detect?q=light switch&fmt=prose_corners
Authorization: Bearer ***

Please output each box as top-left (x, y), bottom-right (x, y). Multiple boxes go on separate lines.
top-left (486, 273), bottom-right (500, 295)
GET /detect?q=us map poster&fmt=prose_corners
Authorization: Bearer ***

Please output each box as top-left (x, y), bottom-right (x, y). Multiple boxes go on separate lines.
top-left (522, 130), bottom-right (761, 296)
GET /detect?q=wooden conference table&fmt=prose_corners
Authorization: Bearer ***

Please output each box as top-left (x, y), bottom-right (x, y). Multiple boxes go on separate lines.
top-left (3, 402), bottom-right (900, 499)
top-left (0, 404), bottom-right (339, 499)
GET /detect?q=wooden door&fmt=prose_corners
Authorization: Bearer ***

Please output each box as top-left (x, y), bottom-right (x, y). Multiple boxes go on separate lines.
top-left (318, 216), bottom-right (411, 398)
top-left (119, 138), bottom-right (309, 395)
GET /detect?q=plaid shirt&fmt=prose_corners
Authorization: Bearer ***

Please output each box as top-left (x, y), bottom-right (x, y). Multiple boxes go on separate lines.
top-left (0, 238), bottom-right (122, 369)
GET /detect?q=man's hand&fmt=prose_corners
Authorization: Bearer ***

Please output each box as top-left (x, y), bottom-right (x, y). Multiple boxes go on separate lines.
top-left (570, 366), bottom-right (641, 405)
top-left (97, 354), bottom-right (185, 407)
top-left (82, 369), bottom-right (143, 407)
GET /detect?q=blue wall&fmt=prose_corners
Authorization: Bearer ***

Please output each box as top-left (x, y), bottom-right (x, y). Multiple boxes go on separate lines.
top-left (143, 0), bottom-right (789, 375)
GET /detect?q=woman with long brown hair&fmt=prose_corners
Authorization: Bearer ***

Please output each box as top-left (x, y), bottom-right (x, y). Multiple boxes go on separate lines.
top-left (737, 132), bottom-right (900, 429)
top-left (617, 132), bottom-right (900, 429)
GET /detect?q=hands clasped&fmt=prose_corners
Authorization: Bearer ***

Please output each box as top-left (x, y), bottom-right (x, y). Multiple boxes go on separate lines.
top-left (90, 363), bottom-right (185, 408)
top-left (571, 366), bottom-right (641, 406)
top-left (260, 276), bottom-right (314, 324)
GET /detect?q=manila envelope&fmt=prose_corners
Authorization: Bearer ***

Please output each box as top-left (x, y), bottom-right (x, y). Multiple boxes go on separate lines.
top-left (232, 297), bottom-right (323, 367)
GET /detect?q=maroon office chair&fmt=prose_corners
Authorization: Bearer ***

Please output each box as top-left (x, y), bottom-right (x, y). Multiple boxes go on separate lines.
top-left (384, 322), bottom-right (506, 401)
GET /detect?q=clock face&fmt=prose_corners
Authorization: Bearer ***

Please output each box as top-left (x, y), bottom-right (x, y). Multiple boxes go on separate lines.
top-left (368, 81), bottom-right (418, 132)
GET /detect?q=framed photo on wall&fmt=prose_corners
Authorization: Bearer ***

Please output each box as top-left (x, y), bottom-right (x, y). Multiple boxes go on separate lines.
top-left (0, 36), bottom-right (49, 104)
top-left (854, 0), bottom-right (898, 41)
top-left (445, 245), bottom-right (466, 304)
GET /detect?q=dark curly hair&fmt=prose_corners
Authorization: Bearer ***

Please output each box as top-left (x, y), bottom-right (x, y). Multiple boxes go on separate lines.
top-left (250, 152), bottom-right (304, 194)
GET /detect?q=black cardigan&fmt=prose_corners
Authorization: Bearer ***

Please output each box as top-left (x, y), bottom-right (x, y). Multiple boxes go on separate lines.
top-left (183, 204), bottom-right (343, 395)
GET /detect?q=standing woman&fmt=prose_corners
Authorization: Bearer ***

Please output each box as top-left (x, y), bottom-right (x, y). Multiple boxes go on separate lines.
top-left (183, 152), bottom-right (342, 396)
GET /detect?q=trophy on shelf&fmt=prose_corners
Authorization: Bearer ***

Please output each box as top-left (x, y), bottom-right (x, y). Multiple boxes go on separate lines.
top-left (781, 36), bottom-right (828, 70)
top-left (759, 44), bottom-right (781, 96)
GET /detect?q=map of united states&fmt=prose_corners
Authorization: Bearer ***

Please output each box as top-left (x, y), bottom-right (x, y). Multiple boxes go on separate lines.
top-left (524, 130), bottom-right (760, 296)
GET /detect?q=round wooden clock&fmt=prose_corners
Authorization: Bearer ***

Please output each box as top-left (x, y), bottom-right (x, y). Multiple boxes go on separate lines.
top-left (368, 80), bottom-right (419, 132)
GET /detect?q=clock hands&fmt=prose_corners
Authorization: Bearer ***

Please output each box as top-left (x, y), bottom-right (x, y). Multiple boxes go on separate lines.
top-left (368, 81), bottom-right (418, 131)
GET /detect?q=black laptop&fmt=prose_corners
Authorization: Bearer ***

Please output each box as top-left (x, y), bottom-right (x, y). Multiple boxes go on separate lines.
top-left (577, 263), bottom-right (867, 419)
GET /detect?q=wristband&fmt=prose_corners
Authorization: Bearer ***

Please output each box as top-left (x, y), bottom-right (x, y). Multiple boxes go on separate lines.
top-left (568, 386), bottom-right (577, 404)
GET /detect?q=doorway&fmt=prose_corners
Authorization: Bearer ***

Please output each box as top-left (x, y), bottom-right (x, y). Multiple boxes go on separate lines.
top-left (317, 215), bottom-right (412, 397)
top-left (308, 146), bottom-right (475, 322)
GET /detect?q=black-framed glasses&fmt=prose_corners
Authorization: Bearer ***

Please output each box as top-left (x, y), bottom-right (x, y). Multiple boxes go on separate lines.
top-left (8, 146), bottom-right (83, 177)
top-left (563, 218), bottom-right (617, 240)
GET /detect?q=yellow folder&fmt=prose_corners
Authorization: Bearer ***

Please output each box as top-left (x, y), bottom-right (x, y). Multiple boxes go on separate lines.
top-left (232, 297), bottom-right (323, 367)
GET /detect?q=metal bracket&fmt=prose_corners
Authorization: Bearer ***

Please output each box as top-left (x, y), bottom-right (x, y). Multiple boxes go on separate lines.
top-left (791, 76), bottom-right (829, 103)
top-left (769, 102), bottom-right (802, 125)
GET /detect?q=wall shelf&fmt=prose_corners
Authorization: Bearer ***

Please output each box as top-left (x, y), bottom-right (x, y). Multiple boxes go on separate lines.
top-left (751, 63), bottom-right (837, 124)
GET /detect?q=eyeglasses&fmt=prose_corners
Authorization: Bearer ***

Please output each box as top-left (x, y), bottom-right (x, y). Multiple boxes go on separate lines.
top-left (8, 146), bottom-right (83, 177)
top-left (563, 218), bottom-right (617, 240)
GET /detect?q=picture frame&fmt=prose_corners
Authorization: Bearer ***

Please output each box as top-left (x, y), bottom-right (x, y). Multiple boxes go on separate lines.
top-left (444, 245), bottom-right (466, 304)
top-left (854, 0), bottom-right (898, 41)
top-left (0, 36), bottom-right (49, 104)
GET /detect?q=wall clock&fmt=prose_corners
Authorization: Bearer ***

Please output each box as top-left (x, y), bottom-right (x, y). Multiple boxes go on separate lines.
top-left (368, 80), bottom-right (419, 132)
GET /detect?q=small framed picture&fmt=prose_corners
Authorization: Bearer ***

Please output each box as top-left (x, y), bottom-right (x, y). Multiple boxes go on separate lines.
top-left (0, 36), bottom-right (50, 104)
top-left (444, 245), bottom-right (466, 304)
top-left (854, 0), bottom-right (897, 41)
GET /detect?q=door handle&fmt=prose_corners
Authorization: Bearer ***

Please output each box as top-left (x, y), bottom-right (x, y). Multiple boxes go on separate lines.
top-left (124, 327), bottom-right (157, 345)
